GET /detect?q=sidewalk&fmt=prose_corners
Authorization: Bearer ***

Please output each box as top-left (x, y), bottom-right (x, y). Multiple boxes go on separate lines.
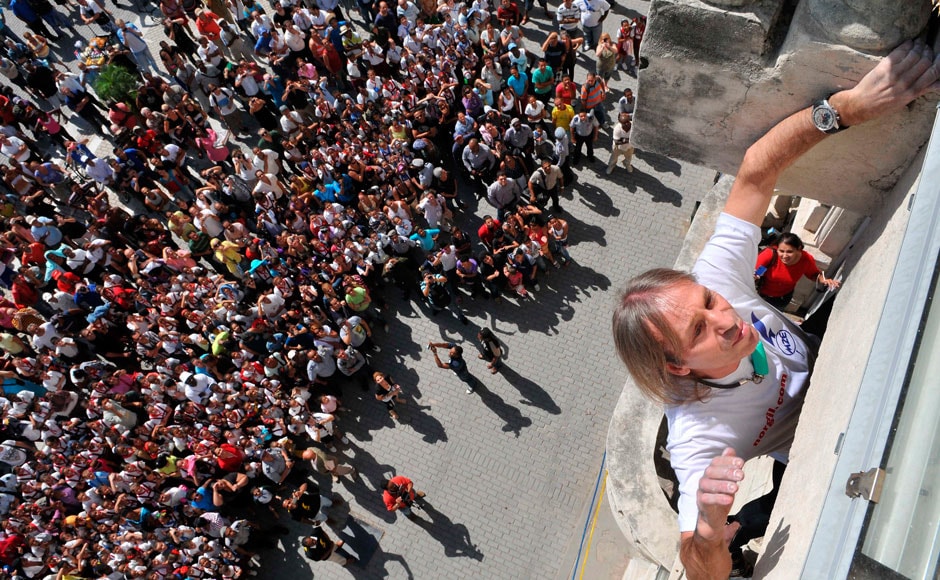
top-left (560, 453), bottom-right (633, 580)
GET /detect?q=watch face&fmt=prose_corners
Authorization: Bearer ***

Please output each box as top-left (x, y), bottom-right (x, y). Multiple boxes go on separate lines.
top-left (813, 105), bottom-right (836, 131)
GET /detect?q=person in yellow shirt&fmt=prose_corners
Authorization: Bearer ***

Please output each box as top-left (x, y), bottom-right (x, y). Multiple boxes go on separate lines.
top-left (551, 97), bottom-right (575, 134)
top-left (210, 238), bottom-right (243, 277)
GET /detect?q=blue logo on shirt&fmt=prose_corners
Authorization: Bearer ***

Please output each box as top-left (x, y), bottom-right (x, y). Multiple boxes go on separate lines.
top-left (751, 313), bottom-right (802, 358)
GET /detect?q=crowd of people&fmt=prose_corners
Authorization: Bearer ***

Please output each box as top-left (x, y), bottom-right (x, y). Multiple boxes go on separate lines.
top-left (0, 0), bottom-right (645, 576)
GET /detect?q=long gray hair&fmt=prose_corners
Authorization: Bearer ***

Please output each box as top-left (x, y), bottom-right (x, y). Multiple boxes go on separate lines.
top-left (612, 268), bottom-right (709, 405)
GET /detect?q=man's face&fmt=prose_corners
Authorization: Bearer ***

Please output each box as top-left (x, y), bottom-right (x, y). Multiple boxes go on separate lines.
top-left (657, 282), bottom-right (759, 380)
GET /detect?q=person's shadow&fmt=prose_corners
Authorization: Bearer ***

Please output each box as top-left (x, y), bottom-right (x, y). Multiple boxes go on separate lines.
top-left (473, 380), bottom-right (532, 437)
top-left (498, 363), bottom-right (561, 415)
top-left (411, 498), bottom-right (484, 561)
top-left (328, 444), bottom-right (399, 523)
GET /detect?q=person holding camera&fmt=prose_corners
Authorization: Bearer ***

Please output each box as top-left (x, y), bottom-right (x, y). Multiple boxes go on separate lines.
top-left (421, 269), bottom-right (468, 325)
top-left (381, 474), bottom-right (425, 519)
top-left (428, 341), bottom-right (479, 394)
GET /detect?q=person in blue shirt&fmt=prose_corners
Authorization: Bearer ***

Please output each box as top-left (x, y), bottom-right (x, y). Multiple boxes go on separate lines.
top-left (506, 65), bottom-right (528, 98)
top-left (115, 147), bottom-right (149, 173)
top-left (327, 18), bottom-right (345, 58)
top-left (333, 172), bottom-right (356, 204)
top-left (8, 0), bottom-right (57, 41)
top-left (409, 227), bottom-right (440, 252)
top-left (313, 181), bottom-right (340, 204)
top-left (29, 216), bottom-right (62, 247)
top-left (190, 485), bottom-right (217, 511)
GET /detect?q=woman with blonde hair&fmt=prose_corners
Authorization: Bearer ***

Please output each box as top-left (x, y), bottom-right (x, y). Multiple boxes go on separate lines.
top-left (595, 32), bottom-right (617, 81)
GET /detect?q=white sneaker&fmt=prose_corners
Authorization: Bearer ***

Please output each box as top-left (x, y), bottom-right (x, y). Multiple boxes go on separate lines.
top-left (465, 387), bottom-right (474, 394)
top-left (533, 283), bottom-right (541, 291)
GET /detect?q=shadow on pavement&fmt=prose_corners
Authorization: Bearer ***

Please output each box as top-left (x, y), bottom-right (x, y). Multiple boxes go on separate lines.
top-left (411, 498), bottom-right (485, 561)
top-left (574, 179), bottom-right (622, 218)
top-left (635, 149), bottom-right (683, 176)
top-left (472, 381), bottom-right (532, 437)
top-left (498, 363), bottom-right (562, 415)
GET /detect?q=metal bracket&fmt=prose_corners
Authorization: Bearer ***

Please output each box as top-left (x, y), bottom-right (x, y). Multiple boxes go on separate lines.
top-left (845, 467), bottom-right (885, 503)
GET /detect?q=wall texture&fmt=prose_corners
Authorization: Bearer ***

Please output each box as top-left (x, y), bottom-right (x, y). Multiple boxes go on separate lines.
top-left (632, 0), bottom-right (933, 214)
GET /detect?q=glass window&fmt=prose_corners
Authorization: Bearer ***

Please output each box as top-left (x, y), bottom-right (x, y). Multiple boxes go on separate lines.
top-left (848, 281), bottom-right (940, 580)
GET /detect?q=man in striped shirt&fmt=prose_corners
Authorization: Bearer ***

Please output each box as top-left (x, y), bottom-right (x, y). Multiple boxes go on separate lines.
top-left (555, 0), bottom-right (581, 38)
top-left (580, 71), bottom-right (609, 127)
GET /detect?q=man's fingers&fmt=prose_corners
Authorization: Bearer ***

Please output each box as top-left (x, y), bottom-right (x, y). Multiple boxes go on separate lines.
top-left (698, 475), bottom-right (740, 496)
top-left (899, 42), bottom-right (937, 89)
top-left (909, 52), bottom-right (940, 95)
top-left (895, 39), bottom-right (927, 74)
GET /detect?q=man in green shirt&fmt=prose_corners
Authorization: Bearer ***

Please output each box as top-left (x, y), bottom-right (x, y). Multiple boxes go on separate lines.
top-left (531, 58), bottom-right (555, 105)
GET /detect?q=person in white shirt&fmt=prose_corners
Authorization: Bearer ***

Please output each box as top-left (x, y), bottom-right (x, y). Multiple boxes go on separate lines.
top-left (250, 147), bottom-right (281, 175)
top-left (0, 135), bottom-right (30, 163)
top-left (396, 0), bottom-right (419, 21)
top-left (606, 112), bottom-right (634, 175)
top-left (249, 10), bottom-right (273, 39)
top-left (116, 20), bottom-right (159, 74)
top-left (575, 0), bottom-right (609, 50)
top-left (197, 36), bottom-right (225, 68)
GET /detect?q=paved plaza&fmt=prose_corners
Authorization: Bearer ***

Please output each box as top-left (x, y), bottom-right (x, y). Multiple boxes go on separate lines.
top-left (1, 0), bottom-right (717, 576)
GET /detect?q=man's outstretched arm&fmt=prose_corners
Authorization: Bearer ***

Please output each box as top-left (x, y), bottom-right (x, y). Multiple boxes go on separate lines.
top-left (724, 40), bottom-right (940, 227)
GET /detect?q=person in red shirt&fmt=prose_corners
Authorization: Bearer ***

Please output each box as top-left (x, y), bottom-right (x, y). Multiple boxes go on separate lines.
top-left (11, 273), bottom-right (39, 308)
top-left (477, 215), bottom-right (501, 250)
top-left (755, 232), bottom-right (839, 310)
top-left (554, 76), bottom-right (578, 107)
top-left (214, 442), bottom-right (245, 472)
top-left (382, 475), bottom-right (426, 519)
top-left (194, 9), bottom-right (222, 43)
top-left (496, 0), bottom-right (521, 27)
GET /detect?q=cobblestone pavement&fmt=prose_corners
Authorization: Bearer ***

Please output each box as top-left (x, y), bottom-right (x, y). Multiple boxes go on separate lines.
top-left (2, 0), bottom-right (716, 577)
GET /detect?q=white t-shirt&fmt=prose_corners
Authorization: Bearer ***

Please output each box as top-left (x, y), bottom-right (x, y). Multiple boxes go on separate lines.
top-left (668, 213), bottom-right (815, 532)
top-left (576, 0), bottom-right (609, 27)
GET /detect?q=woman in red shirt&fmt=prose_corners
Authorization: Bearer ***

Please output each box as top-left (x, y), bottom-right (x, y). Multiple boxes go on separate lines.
top-left (755, 232), bottom-right (839, 310)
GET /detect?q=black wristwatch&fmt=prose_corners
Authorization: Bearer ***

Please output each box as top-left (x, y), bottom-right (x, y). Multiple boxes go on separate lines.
top-left (811, 99), bottom-right (846, 134)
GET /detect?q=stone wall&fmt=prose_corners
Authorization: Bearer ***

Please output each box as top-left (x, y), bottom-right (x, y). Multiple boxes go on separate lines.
top-left (632, 0), bottom-right (933, 215)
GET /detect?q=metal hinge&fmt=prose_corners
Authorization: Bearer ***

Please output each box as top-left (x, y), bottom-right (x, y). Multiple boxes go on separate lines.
top-left (845, 467), bottom-right (885, 503)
